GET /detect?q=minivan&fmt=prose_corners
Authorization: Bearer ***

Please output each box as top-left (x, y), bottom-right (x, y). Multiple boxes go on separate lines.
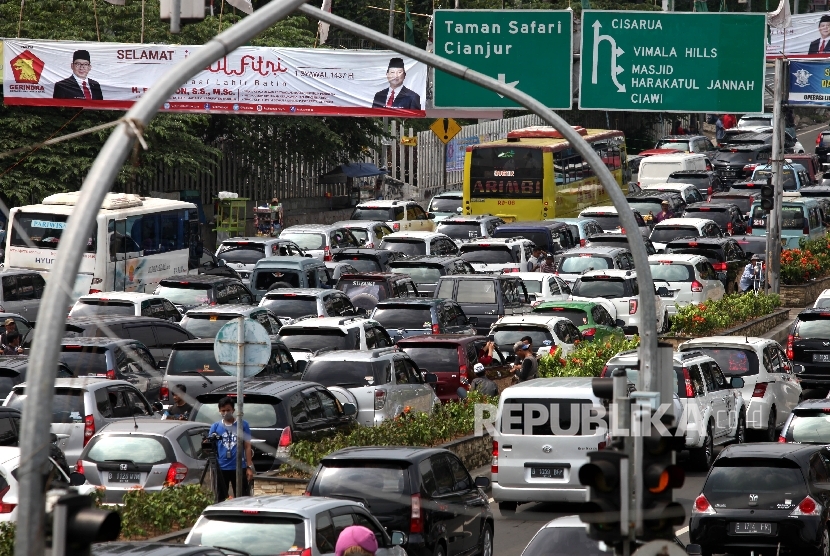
top-left (249, 257), bottom-right (331, 301)
top-left (491, 221), bottom-right (577, 254)
top-left (749, 198), bottom-right (825, 249)
top-left (637, 153), bottom-right (708, 188)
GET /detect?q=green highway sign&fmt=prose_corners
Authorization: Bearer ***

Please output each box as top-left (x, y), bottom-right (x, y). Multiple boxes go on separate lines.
top-left (433, 10), bottom-right (573, 109)
top-left (578, 11), bottom-right (766, 112)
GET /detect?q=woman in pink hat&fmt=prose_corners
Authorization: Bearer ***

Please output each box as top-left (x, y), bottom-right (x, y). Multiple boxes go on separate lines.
top-left (336, 525), bottom-right (378, 556)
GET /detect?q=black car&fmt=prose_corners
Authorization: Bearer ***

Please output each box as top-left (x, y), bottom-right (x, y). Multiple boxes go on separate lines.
top-left (190, 380), bottom-right (356, 472)
top-left (388, 255), bottom-right (477, 297)
top-left (332, 248), bottom-right (407, 273)
top-left (189, 249), bottom-right (243, 281)
top-left (0, 356), bottom-right (74, 401)
top-left (306, 446), bottom-right (494, 556)
top-left (732, 235), bottom-right (773, 258)
top-left (153, 275), bottom-right (254, 313)
top-left (371, 298), bottom-right (478, 343)
top-left (789, 309), bottom-right (830, 388)
top-left (712, 145), bottom-right (771, 184)
top-left (689, 443), bottom-right (830, 556)
top-left (667, 170), bottom-right (727, 197)
top-left (664, 236), bottom-right (749, 293)
top-left (682, 202), bottom-right (747, 235)
top-left (335, 272), bottom-right (420, 311)
top-left (625, 191), bottom-right (686, 226)
top-left (583, 232), bottom-right (658, 256)
top-left (0, 406), bottom-right (70, 475)
top-left (780, 399), bottom-right (830, 444)
top-left (63, 316), bottom-right (196, 362)
top-left (434, 274), bottom-right (531, 335)
top-left (817, 130), bottom-right (830, 162)
top-left (710, 189), bottom-right (759, 218)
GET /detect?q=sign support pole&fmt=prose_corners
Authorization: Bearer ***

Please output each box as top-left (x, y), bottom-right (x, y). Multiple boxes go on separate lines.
top-left (769, 57), bottom-right (786, 294)
top-left (235, 315), bottom-right (245, 495)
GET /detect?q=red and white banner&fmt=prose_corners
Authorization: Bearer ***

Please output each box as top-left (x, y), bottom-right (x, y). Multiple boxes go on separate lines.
top-left (3, 39), bottom-right (428, 117)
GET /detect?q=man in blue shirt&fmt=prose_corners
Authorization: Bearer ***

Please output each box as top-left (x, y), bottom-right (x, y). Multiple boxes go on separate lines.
top-left (208, 396), bottom-right (254, 499)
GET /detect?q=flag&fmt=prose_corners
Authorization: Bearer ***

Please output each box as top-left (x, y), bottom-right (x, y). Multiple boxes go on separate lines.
top-left (768, 0), bottom-right (791, 29)
top-left (581, 0), bottom-right (590, 9)
top-left (694, 0), bottom-right (708, 10)
top-left (404, 2), bottom-right (415, 46)
top-left (719, 0), bottom-right (727, 11)
top-left (425, 15), bottom-right (434, 52)
top-left (318, 0), bottom-right (332, 44)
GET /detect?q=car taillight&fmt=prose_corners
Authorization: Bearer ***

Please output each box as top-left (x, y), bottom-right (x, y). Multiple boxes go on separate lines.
top-left (392, 222), bottom-right (400, 231)
top-left (582, 328), bottom-right (596, 340)
top-left (787, 334), bottom-right (794, 360)
top-left (601, 365), bottom-right (608, 378)
top-left (324, 246), bottom-right (332, 262)
top-left (160, 381), bottom-right (169, 402)
top-left (683, 368), bottom-right (694, 398)
top-left (106, 369), bottom-right (116, 380)
top-left (88, 289), bottom-right (102, 294)
top-left (628, 299), bottom-right (638, 314)
top-left (712, 262), bottom-right (728, 272)
top-left (459, 348), bottom-right (470, 387)
top-left (432, 323), bottom-right (441, 334)
top-left (165, 462), bottom-right (188, 485)
top-left (707, 186), bottom-right (713, 196)
top-left (580, 239), bottom-right (586, 247)
top-left (693, 494), bottom-right (716, 515)
top-left (83, 415), bottom-right (95, 447)
top-left (375, 389), bottom-right (387, 410)
top-left (818, 135), bottom-right (823, 146)
top-left (75, 460), bottom-right (85, 475)
top-left (410, 493), bottom-right (423, 533)
top-left (492, 440), bottom-right (499, 474)
top-left (778, 436), bottom-right (787, 443)
top-left (302, 490), bottom-right (311, 496)
top-left (278, 427), bottom-right (292, 449)
top-left (792, 496), bottom-right (822, 516)
top-left (691, 280), bottom-right (704, 292)
top-left (804, 222), bottom-right (810, 235)
top-left (727, 222), bottom-right (733, 235)
top-left (752, 382), bottom-right (768, 398)
top-left (280, 549), bottom-right (312, 556)
top-left (0, 486), bottom-right (15, 514)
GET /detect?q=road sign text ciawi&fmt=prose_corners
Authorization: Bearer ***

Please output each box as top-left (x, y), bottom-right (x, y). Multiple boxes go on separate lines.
top-left (441, 19), bottom-right (565, 59)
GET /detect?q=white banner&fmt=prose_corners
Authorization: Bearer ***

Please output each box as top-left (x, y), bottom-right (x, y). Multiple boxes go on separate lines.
top-left (3, 39), bottom-right (428, 117)
top-left (767, 12), bottom-right (830, 58)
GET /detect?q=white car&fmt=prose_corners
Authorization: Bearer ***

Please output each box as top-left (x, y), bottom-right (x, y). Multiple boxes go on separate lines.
top-left (277, 316), bottom-right (394, 370)
top-left (379, 231), bottom-right (459, 257)
top-left (215, 237), bottom-right (307, 283)
top-left (648, 254), bottom-right (725, 316)
top-left (813, 288), bottom-right (830, 309)
top-left (490, 314), bottom-right (583, 359)
top-left (552, 246), bottom-right (635, 287)
top-left (642, 182), bottom-right (706, 204)
top-left (578, 206), bottom-right (651, 238)
top-left (512, 272), bottom-right (571, 304)
top-left (569, 269), bottom-right (669, 335)
top-left (279, 224), bottom-right (362, 261)
top-left (69, 292), bottom-right (182, 322)
top-left (333, 220), bottom-right (394, 249)
top-left (350, 199), bottom-right (436, 232)
top-left (458, 237), bottom-right (536, 274)
top-left (426, 190), bottom-right (463, 221)
top-left (649, 217), bottom-right (722, 252)
top-left (678, 336), bottom-right (802, 442)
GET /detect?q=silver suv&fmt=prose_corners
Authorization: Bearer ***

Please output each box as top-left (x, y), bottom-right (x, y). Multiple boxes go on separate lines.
top-left (301, 348), bottom-right (439, 426)
top-left (279, 224), bottom-right (361, 261)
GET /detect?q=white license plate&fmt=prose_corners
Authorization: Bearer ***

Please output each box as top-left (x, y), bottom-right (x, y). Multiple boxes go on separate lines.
top-left (530, 467), bottom-right (565, 478)
top-left (734, 522), bottom-right (772, 535)
top-left (108, 472), bottom-right (140, 483)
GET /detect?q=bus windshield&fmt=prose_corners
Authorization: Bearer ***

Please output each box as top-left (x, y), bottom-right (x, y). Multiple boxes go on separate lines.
top-left (469, 147), bottom-right (543, 199)
top-left (11, 212), bottom-right (96, 252)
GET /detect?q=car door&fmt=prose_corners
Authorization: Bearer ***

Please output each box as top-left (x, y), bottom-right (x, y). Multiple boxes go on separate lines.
top-left (151, 324), bottom-right (192, 360)
top-left (765, 344), bottom-right (796, 421)
top-left (0, 276), bottom-right (20, 316)
top-left (410, 205), bottom-right (432, 232)
top-left (774, 343), bottom-right (802, 416)
top-left (123, 387), bottom-right (153, 417)
top-left (123, 324), bottom-right (161, 360)
top-left (14, 274), bottom-right (41, 319)
top-left (371, 324), bottom-right (394, 347)
top-left (424, 454), bottom-right (467, 555)
top-left (710, 362), bottom-right (737, 432)
top-left (403, 357), bottom-right (433, 414)
top-left (392, 357), bottom-right (416, 414)
top-left (686, 364), bottom-right (709, 432)
top-left (700, 362), bottom-right (728, 437)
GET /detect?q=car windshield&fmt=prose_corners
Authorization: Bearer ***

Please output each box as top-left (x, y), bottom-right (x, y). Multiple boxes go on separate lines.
top-left (59, 348), bottom-right (108, 376)
top-left (572, 278), bottom-right (627, 298)
top-left (521, 526), bottom-right (609, 556)
top-left (460, 246), bottom-right (515, 264)
top-left (492, 325), bottom-right (554, 351)
top-left (70, 300), bottom-right (135, 318)
top-left (181, 314), bottom-right (238, 338)
top-left (430, 197), bottom-right (462, 212)
top-left (558, 255), bottom-right (613, 273)
top-left (193, 401), bottom-right (283, 428)
top-left (351, 207), bottom-right (398, 221)
top-left (279, 328), bottom-right (360, 351)
top-left (253, 270), bottom-right (303, 291)
top-left (389, 264), bottom-right (443, 284)
top-left (188, 515), bottom-right (305, 556)
top-left (336, 281), bottom-right (390, 302)
top-left (400, 345), bottom-right (463, 373)
top-left (436, 222), bottom-right (483, 240)
top-left (302, 360), bottom-right (389, 387)
top-left (532, 307), bottom-right (589, 327)
top-left (739, 117), bottom-right (772, 127)
top-left (371, 306), bottom-right (433, 329)
top-left (154, 284), bottom-right (212, 307)
top-left (166, 347), bottom-right (220, 375)
top-left (582, 215), bottom-right (622, 231)
top-left (650, 226), bottom-right (701, 243)
top-left (684, 209), bottom-right (730, 228)
top-left (654, 140), bottom-right (691, 151)
top-left (259, 295), bottom-right (319, 319)
top-left (786, 413), bottom-right (830, 443)
top-left (705, 458), bottom-right (806, 506)
top-left (216, 243), bottom-right (266, 264)
top-left (796, 318), bottom-right (830, 339)
top-left (7, 388), bottom-right (85, 423)
top-left (279, 233), bottom-right (326, 251)
top-left (85, 435), bottom-right (170, 464)
top-left (380, 239), bottom-right (426, 256)
top-left (649, 263), bottom-right (693, 282)
top-left (754, 169), bottom-right (798, 190)
top-left (689, 347), bottom-right (759, 377)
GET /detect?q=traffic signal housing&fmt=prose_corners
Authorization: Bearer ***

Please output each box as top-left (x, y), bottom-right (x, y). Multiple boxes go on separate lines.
top-left (579, 450), bottom-right (627, 545)
top-left (640, 423), bottom-right (686, 541)
top-left (54, 493), bottom-right (120, 556)
top-left (761, 177), bottom-right (774, 211)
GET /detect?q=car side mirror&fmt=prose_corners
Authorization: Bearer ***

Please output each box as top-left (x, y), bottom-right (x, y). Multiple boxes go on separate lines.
top-left (152, 401), bottom-right (164, 413)
top-left (456, 387), bottom-right (468, 399)
top-left (615, 319), bottom-right (626, 328)
top-left (217, 259), bottom-right (227, 267)
top-left (730, 377), bottom-right (745, 389)
top-left (427, 212), bottom-right (436, 219)
top-left (69, 472), bottom-right (86, 487)
top-left (390, 531), bottom-right (407, 547)
top-left (424, 372), bottom-right (438, 384)
top-left (686, 545), bottom-right (702, 556)
top-left (342, 402), bottom-right (357, 416)
top-left (50, 433), bottom-right (58, 444)
top-left (467, 317), bottom-right (478, 327)
top-left (474, 476), bottom-right (491, 489)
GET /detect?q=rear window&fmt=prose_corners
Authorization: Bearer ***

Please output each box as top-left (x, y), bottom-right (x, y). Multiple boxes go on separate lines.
top-left (253, 270), bottom-right (303, 291)
top-left (492, 325), bottom-right (554, 353)
top-left (166, 346), bottom-right (220, 376)
top-left (278, 328), bottom-right (360, 351)
top-left (734, 239), bottom-right (766, 255)
top-left (457, 280), bottom-right (497, 304)
top-left (437, 221), bottom-right (482, 240)
top-left (341, 257), bottom-right (382, 273)
top-left (667, 175), bottom-right (710, 191)
top-left (279, 232), bottom-right (326, 251)
top-left (687, 347), bottom-right (759, 377)
top-left (492, 229), bottom-right (549, 249)
top-left (351, 207), bottom-right (399, 221)
top-left (782, 207), bottom-right (807, 230)
top-left (389, 264), bottom-right (443, 284)
top-left (314, 461), bottom-right (410, 498)
top-left (216, 243), bottom-right (266, 264)
top-left (785, 412), bottom-right (830, 443)
top-left (654, 140), bottom-right (691, 151)
top-left (795, 317), bottom-right (830, 339)
top-left (181, 314), bottom-right (238, 338)
top-left (649, 263), bottom-right (693, 282)
top-left (664, 246), bottom-right (725, 263)
top-left (627, 200), bottom-right (666, 218)
top-left (604, 364), bottom-right (687, 397)
top-left (260, 295), bottom-right (319, 319)
top-left (336, 280), bottom-right (390, 303)
top-left (581, 214), bottom-right (621, 231)
top-left (650, 226), bottom-right (701, 244)
top-left (59, 347), bottom-right (108, 376)
top-left (557, 255), bottom-right (613, 273)
top-left (640, 162), bottom-right (679, 180)
top-left (459, 246), bottom-right (516, 265)
top-left (429, 197), bottom-right (463, 213)
top-left (711, 195), bottom-right (753, 213)
top-left (154, 284), bottom-right (212, 307)
top-left (70, 300), bottom-right (135, 318)
top-left (400, 345), bottom-right (461, 373)
top-left (531, 307), bottom-right (588, 327)
top-left (380, 239), bottom-right (426, 257)
top-left (7, 388), bottom-right (85, 423)
top-left (188, 514), bottom-right (306, 556)
top-left (684, 208), bottom-right (730, 228)
top-left (371, 306), bottom-right (433, 329)
top-left (84, 435), bottom-right (171, 465)
top-left (302, 360), bottom-right (389, 387)
top-left (713, 150), bottom-right (758, 164)
top-left (704, 458), bottom-right (806, 506)
top-left (500, 397), bottom-right (597, 435)
top-left (193, 400), bottom-right (284, 428)
top-left (521, 527), bottom-right (605, 556)
top-left (571, 278), bottom-right (627, 298)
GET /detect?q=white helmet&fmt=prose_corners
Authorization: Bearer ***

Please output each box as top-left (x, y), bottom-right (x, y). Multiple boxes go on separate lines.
top-left (473, 363), bottom-right (486, 375)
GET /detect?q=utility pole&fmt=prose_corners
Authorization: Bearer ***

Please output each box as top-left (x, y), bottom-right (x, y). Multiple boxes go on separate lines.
top-left (769, 57), bottom-right (786, 294)
top-left (171, 0), bottom-right (181, 33)
top-left (381, 0), bottom-right (395, 185)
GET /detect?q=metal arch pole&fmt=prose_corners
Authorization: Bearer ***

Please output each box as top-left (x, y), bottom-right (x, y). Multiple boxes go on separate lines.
top-left (296, 3), bottom-right (660, 394)
top-left (14, 0), bottom-right (309, 553)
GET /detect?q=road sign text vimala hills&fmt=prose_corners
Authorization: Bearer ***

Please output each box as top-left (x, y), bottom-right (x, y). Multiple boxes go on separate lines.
top-left (578, 11), bottom-right (766, 112)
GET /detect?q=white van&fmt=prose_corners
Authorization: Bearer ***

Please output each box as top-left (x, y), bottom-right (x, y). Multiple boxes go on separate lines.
top-left (491, 378), bottom-right (608, 513)
top-left (638, 153), bottom-right (709, 187)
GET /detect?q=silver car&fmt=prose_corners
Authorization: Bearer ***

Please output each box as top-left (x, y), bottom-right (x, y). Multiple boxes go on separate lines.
top-left (185, 495), bottom-right (407, 556)
top-left (279, 224), bottom-right (361, 260)
top-left (76, 420), bottom-right (209, 503)
top-left (333, 220), bottom-right (394, 249)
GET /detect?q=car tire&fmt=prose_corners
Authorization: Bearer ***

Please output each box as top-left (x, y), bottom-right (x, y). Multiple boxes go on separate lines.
top-left (734, 409), bottom-right (746, 445)
top-left (433, 541), bottom-right (447, 556)
top-left (478, 523), bottom-right (493, 556)
top-left (691, 421), bottom-right (715, 470)
top-left (498, 501), bottom-right (517, 515)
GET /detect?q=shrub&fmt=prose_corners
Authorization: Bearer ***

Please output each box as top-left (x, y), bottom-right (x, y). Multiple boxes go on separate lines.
top-left (537, 336), bottom-right (640, 379)
top-left (670, 293), bottom-right (781, 336)
top-left (782, 248), bottom-right (825, 285)
top-left (118, 484), bottom-right (213, 539)
top-left (0, 523), bottom-right (12, 556)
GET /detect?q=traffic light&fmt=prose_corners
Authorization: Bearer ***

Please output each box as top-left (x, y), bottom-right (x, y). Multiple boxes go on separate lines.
top-left (51, 493), bottom-right (120, 556)
top-left (640, 422), bottom-right (685, 541)
top-left (579, 450), bottom-right (628, 545)
top-left (761, 177), bottom-right (775, 211)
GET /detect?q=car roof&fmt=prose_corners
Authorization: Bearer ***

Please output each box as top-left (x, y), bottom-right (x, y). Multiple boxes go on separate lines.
top-left (97, 420), bottom-right (206, 435)
top-left (640, 153), bottom-right (706, 162)
top-left (711, 190), bottom-right (757, 197)
top-left (717, 442), bottom-right (819, 463)
top-left (436, 274), bottom-right (517, 282)
top-left (649, 253), bottom-right (706, 264)
top-left (159, 274), bottom-right (236, 285)
top-left (202, 495), bottom-right (362, 515)
top-left (558, 246), bottom-right (629, 256)
top-left (642, 184), bottom-right (695, 192)
top-left (279, 316), bottom-right (370, 330)
top-left (580, 269), bottom-right (635, 279)
top-left (197, 380), bottom-right (316, 399)
top-left (534, 300), bottom-right (601, 310)
top-left (60, 337), bottom-right (134, 347)
top-left (307, 348), bottom-right (400, 362)
top-left (220, 237), bottom-right (289, 244)
top-left (665, 236), bottom-right (730, 246)
top-left (493, 315), bottom-right (572, 327)
top-left (397, 334), bottom-right (485, 345)
top-left (669, 171), bottom-right (713, 177)
top-left (502, 377), bottom-right (598, 394)
top-left (253, 256), bottom-right (321, 267)
top-left (627, 191), bottom-right (685, 200)
top-left (383, 231), bottom-right (446, 239)
top-left (337, 272), bottom-right (411, 281)
top-left (513, 272), bottom-right (557, 280)
top-left (433, 191), bottom-right (463, 199)
top-left (92, 542), bottom-right (217, 556)
top-left (184, 304), bottom-right (264, 316)
top-left (495, 221), bottom-right (569, 230)
top-left (0, 357), bottom-right (29, 371)
top-left (659, 135), bottom-right (706, 141)
top-left (334, 220), bottom-right (391, 228)
top-left (282, 224), bottom-right (343, 232)
top-left (374, 298), bottom-right (443, 307)
top-left (16, 378), bottom-right (129, 390)
top-left (439, 215), bottom-right (497, 223)
top-left (580, 206), bottom-right (619, 215)
top-left (322, 446), bottom-right (451, 463)
top-left (389, 255), bottom-right (464, 264)
top-left (77, 292), bottom-right (160, 302)
top-left (679, 336), bottom-right (771, 348)
top-left (66, 316), bottom-right (175, 328)
top-left (263, 288), bottom-right (330, 297)
top-left (356, 200), bottom-right (421, 208)
top-left (0, 447), bottom-right (19, 467)
top-left (652, 217), bottom-right (714, 228)
top-left (540, 515), bottom-right (591, 529)
top-left (792, 398), bottom-right (830, 411)
top-left (685, 203), bottom-right (736, 211)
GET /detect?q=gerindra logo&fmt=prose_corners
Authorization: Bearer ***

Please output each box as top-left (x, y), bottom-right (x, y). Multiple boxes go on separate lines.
top-left (10, 51), bottom-right (45, 84)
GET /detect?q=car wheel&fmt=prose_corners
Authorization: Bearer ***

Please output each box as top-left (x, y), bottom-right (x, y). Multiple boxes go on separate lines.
top-left (691, 421), bottom-right (715, 470)
top-left (498, 501), bottom-right (517, 515)
top-left (433, 542), bottom-right (447, 556)
top-left (734, 409), bottom-right (746, 445)
top-left (765, 407), bottom-right (777, 442)
top-left (478, 523), bottom-right (493, 556)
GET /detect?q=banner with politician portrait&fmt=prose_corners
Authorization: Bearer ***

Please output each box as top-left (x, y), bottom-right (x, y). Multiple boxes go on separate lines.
top-left (787, 59), bottom-right (830, 106)
top-left (768, 12), bottom-right (830, 58)
top-left (3, 39), bottom-right (427, 117)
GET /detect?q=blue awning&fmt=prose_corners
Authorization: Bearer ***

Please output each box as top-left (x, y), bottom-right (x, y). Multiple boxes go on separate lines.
top-left (319, 163), bottom-right (387, 184)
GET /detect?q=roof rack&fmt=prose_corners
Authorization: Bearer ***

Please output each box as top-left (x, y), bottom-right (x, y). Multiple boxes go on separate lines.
top-left (337, 316), bottom-right (366, 326)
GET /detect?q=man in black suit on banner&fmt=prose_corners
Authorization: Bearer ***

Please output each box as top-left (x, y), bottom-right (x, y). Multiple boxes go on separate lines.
top-left (372, 57), bottom-right (421, 110)
top-left (53, 49), bottom-right (104, 100)
top-left (809, 15), bottom-right (830, 54)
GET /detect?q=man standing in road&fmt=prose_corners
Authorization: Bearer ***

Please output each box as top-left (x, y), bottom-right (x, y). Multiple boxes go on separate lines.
top-left (528, 247), bottom-right (544, 271)
top-left (539, 253), bottom-right (556, 273)
top-left (165, 384), bottom-right (192, 420)
top-left (208, 397), bottom-right (254, 499)
top-left (53, 50), bottom-right (104, 100)
top-left (512, 341), bottom-right (538, 383)
top-left (715, 115), bottom-right (725, 145)
top-left (653, 201), bottom-right (675, 224)
top-left (809, 15), bottom-right (830, 54)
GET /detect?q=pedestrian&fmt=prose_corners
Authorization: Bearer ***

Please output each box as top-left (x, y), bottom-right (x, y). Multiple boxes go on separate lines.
top-left (269, 197), bottom-right (283, 235)
top-left (520, 335), bottom-right (534, 353)
top-left (511, 340), bottom-right (538, 383)
top-left (471, 362), bottom-right (499, 397)
top-left (528, 247), bottom-right (544, 271)
top-left (723, 113), bottom-right (736, 130)
top-left (539, 253), bottom-right (556, 273)
top-left (0, 319), bottom-right (17, 346)
top-left (653, 201), bottom-right (674, 224)
top-left (715, 115), bottom-right (725, 144)
top-left (739, 254), bottom-right (764, 292)
top-left (335, 526), bottom-right (378, 556)
top-left (208, 397), bottom-right (254, 499)
top-left (165, 384), bottom-right (191, 420)
top-left (1, 332), bottom-right (23, 356)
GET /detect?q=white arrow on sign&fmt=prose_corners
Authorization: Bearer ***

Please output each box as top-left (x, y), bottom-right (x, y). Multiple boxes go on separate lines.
top-left (591, 20), bottom-right (626, 93)
top-left (496, 73), bottom-right (520, 98)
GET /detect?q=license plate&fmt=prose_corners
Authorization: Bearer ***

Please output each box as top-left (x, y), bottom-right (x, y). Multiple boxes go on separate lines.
top-left (813, 353), bottom-right (830, 362)
top-left (734, 522), bottom-right (772, 535)
top-left (108, 472), bottom-right (140, 483)
top-left (530, 467), bottom-right (565, 478)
